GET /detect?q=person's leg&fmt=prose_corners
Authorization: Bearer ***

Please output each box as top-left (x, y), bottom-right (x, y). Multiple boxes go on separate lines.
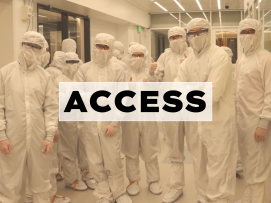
top-left (83, 122), bottom-right (113, 202)
top-left (0, 145), bottom-right (26, 203)
top-left (59, 122), bottom-right (79, 185)
top-left (99, 121), bottom-right (125, 200)
top-left (28, 140), bottom-right (51, 203)
top-left (49, 144), bottom-right (58, 198)
top-left (185, 122), bottom-right (208, 202)
top-left (140, 121), bottom-right (160, 185)
top-left (164, 121), bottom-right (185, 190)
top-left (121, 122), bottom-right (141, 183)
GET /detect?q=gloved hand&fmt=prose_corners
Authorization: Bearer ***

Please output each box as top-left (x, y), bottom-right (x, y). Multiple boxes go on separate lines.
top-left (255, 127), bottom-right (267, 142)
top-left (42, 139), bottom-right (53, 155)
top-left (53, 129), bottom-right (59, 143)
top-left (104, 124), bottom-right (117, 137)
top-left (180, 54), bottom-right (187, 64)
top-left (150, 58), bottom-right (157, 72)
top-left (0, 139), bottom-right (12, 155)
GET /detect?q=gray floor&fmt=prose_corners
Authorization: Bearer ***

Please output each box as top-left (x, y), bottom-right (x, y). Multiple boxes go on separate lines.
top-left (56, 132), bottom-right (247, 203)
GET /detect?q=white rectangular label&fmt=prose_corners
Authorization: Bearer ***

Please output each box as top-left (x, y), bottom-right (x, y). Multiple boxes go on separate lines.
top-left (59, 82), bottom-right (212, 121)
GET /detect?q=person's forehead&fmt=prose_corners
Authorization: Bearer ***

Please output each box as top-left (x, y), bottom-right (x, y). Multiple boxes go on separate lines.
top-left (133, 52), bottom-right (144, 54)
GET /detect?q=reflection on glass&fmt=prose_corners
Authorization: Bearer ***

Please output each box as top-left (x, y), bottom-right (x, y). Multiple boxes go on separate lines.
top-left (216, 31), bottom-right (238, 64)
top-left (68, 16), bottom-right (85, 62)
top-left (181, 12), bottom-right (210, 26)
top-left (264, 27), bottom-right (271, 52)
top-left (151, 30), bottom-right (169, 61)
top-left (151, 13), bottom-right (179, 28)
top-left (212, 11), bottom-right (241, 26)
top-left (38, 9), bottom-right (62, 63)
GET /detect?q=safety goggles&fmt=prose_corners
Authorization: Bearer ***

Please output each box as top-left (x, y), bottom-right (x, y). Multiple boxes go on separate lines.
top-left (169, 35), bottom-right (183, 40)
top-left (240, 29), bottom-right (256, 35)
top-left (132, 53), bottom-right (144, 58)
top-left (66, 60), bottom-right (79, 64)
top-left (187, 28), bottom-right (209, 38)
top-left (96, 44), bottom-right (110, 50)
top-left (22, 42), bottom-right (43, 50)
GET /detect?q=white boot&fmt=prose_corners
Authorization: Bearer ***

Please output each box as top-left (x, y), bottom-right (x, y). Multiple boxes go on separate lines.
top-left (81, 172), bottom-right (97, 190)
top-left (66, 180), bottom-right (88, 191)
top-left (127, 182), bottom-right (140, 196)
top-left (149, 182), bottom-right (163, 195)
top-left (162, 188), bottom-right (183, 203)
top-left (115, 194), bottom-right (132, 203)
top-left (51, 195), bottom-right (71, 203)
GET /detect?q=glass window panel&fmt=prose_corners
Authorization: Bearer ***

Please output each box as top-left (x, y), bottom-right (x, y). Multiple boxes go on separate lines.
top-left (181, 12), bottom-right (210, 26)
top-left (151, 13), bottom-right (179, 28)
top-left (151, 29), bottom-right (169, 61)
top-left (264, 10), bottom-right (271, 26)
top-left (215, 31), bottom-right (238, 64)
top-left (38, 9), bottom-right (62, 64)
top-left (68, 16), bottom-right (85, 62)
top-left (212, 11), bottom-right (241, 26)
top-left (264, 27), bottom-right (271, 52)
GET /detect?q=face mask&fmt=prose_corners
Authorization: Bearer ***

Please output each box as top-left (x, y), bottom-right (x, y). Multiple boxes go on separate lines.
top-left (65, 64), bottom-right (78, 79)
top-left (170, 39), bottom-right (185, 54)
top-left (38, 52), bottom-right (50, 68)
top-left (240, 35), bottom-right (255, 55)
top-left (23, 48), bottom-right (42, 68)
top-left (189, 34), bottom-right (207, 53)
top-left (130, 57), bottom-right (145, 71)
top-left (94, 49), bottom-right (110, 66)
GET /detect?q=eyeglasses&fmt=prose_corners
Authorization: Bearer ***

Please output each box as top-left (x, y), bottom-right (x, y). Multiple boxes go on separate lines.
top-left (22, 42), bottom-right (43, 50)
top-left (169, 35), bottom-right (183, 40)
top-left (187, 28), bottom-right (209, 38)
top-left (96, 44), bottom-right (110, 50)
top-left (240, 29), bottom-right (256, 35)
top-left (66, 60), bottom-right (79, 64)
top-left (132, 53), bottom-right (144, 58)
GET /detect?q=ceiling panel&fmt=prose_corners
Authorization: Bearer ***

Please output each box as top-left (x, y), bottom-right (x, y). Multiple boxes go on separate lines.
top-left (126, 0), bottom-right (246, 13)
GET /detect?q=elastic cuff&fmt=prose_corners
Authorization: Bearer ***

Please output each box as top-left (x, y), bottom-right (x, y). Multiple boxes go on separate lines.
top-left (111, 121), bottom-right (119, 127)
top-left (0, 130), bottom-right (7, 142)
top-left (258, 118), bottom-right (269, 129)
top-left (46, 131), bottom-right (55, 142)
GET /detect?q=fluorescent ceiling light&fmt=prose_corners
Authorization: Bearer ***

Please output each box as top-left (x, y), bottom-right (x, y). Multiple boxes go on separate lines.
top-left (259, 0), bottom-right (262, 2)
top-left (181, 21), bottom-right (187, 26)
top-left (154, 2), bottom-right (168, 12)
top-left (196, 0), bottom-right (203, 10)
top-left (170, 13), bottom-right (178, 20)
top-left (173, 0), bottom-right (185, 11)
top-left (186, 13), bottom-right (193, 19)
top-left (219, 11), bottom-right (222, 27)
top-left (264, 11), bottom-right (270, 17)
top-left (202, 12), bottom-right (208, 20)
top-left (217, 0), bottom-right (221, 9)
top-left (38, 15), bottom-right (47, 18)
top-left (256, 6), bottom-right (258, 9)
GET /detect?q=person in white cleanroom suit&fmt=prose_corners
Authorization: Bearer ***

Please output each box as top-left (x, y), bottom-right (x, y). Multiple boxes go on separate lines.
top-left (121, 44), bottom-right (162, 196)
top-left (112, 41), bottom-right (128, 70)
top-left (234, 19), bottom-right (271, 203)
top-left (0, 31), bottom-right (58, 203)
top-left (221, 46), bottom-right (244, 175)
top-left (122, 42), bottom-right (139, 67)
top-left (73, 33), bottom-right (132, 203)
top-left (174, 18), bottom-right (238, 203)
top-left (148, 26), bottom-right (192, 203)
top-left (62, 38), bottom-right (83, 67)
top-left (24, 42), bottom-right (71, 203)
top-left (46, 51), bottom-right (65, 82)
top-left (55, 52), bottom-right (97, 191)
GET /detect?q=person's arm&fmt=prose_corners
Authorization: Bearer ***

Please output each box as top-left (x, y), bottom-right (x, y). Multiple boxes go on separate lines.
top-left (73, 65), bottom-right (86, 82)
top-left (259, 58), bottom-right (271, 129)
top-left (149, 54), bottom-right (165, 82)
top-left (207, 52), bottom-right (233, 103)
top-left (0, 71), bottom-right (7, 142)
top-left (174, 59), bottom-right (188, 82)
top-left (43, 77), bottom-right (58, 142)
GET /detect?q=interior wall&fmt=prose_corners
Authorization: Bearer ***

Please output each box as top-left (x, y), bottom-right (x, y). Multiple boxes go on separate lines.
top-left (0, 0), bottom-right (14, 68)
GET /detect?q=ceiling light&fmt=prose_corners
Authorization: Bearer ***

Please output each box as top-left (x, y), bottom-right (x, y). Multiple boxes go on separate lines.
top-left (186, 13), bottom-right (193, 19)
top-left (219, 11), bottom-right (222, 27)
top-left (256, 6), bottom-right (258, 9)
top-left (264, 11), bottom-right (270, 17)
top-left (173, 0), bottom-right (185, 11)
top-left (196, 0), bottom-right (203, 10)
top-left (181, 21), bottom-right (187, 26)
top-left (154, 2), bottom-right (168, 12)
top-left (259, 0), bottom-right (262, 2)
top-left (202, 12), bottom-right (208, 20)
top-left (217, 0), bottom-right (221, 10)
top-left (38, 15), bottom-right (47, 18)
